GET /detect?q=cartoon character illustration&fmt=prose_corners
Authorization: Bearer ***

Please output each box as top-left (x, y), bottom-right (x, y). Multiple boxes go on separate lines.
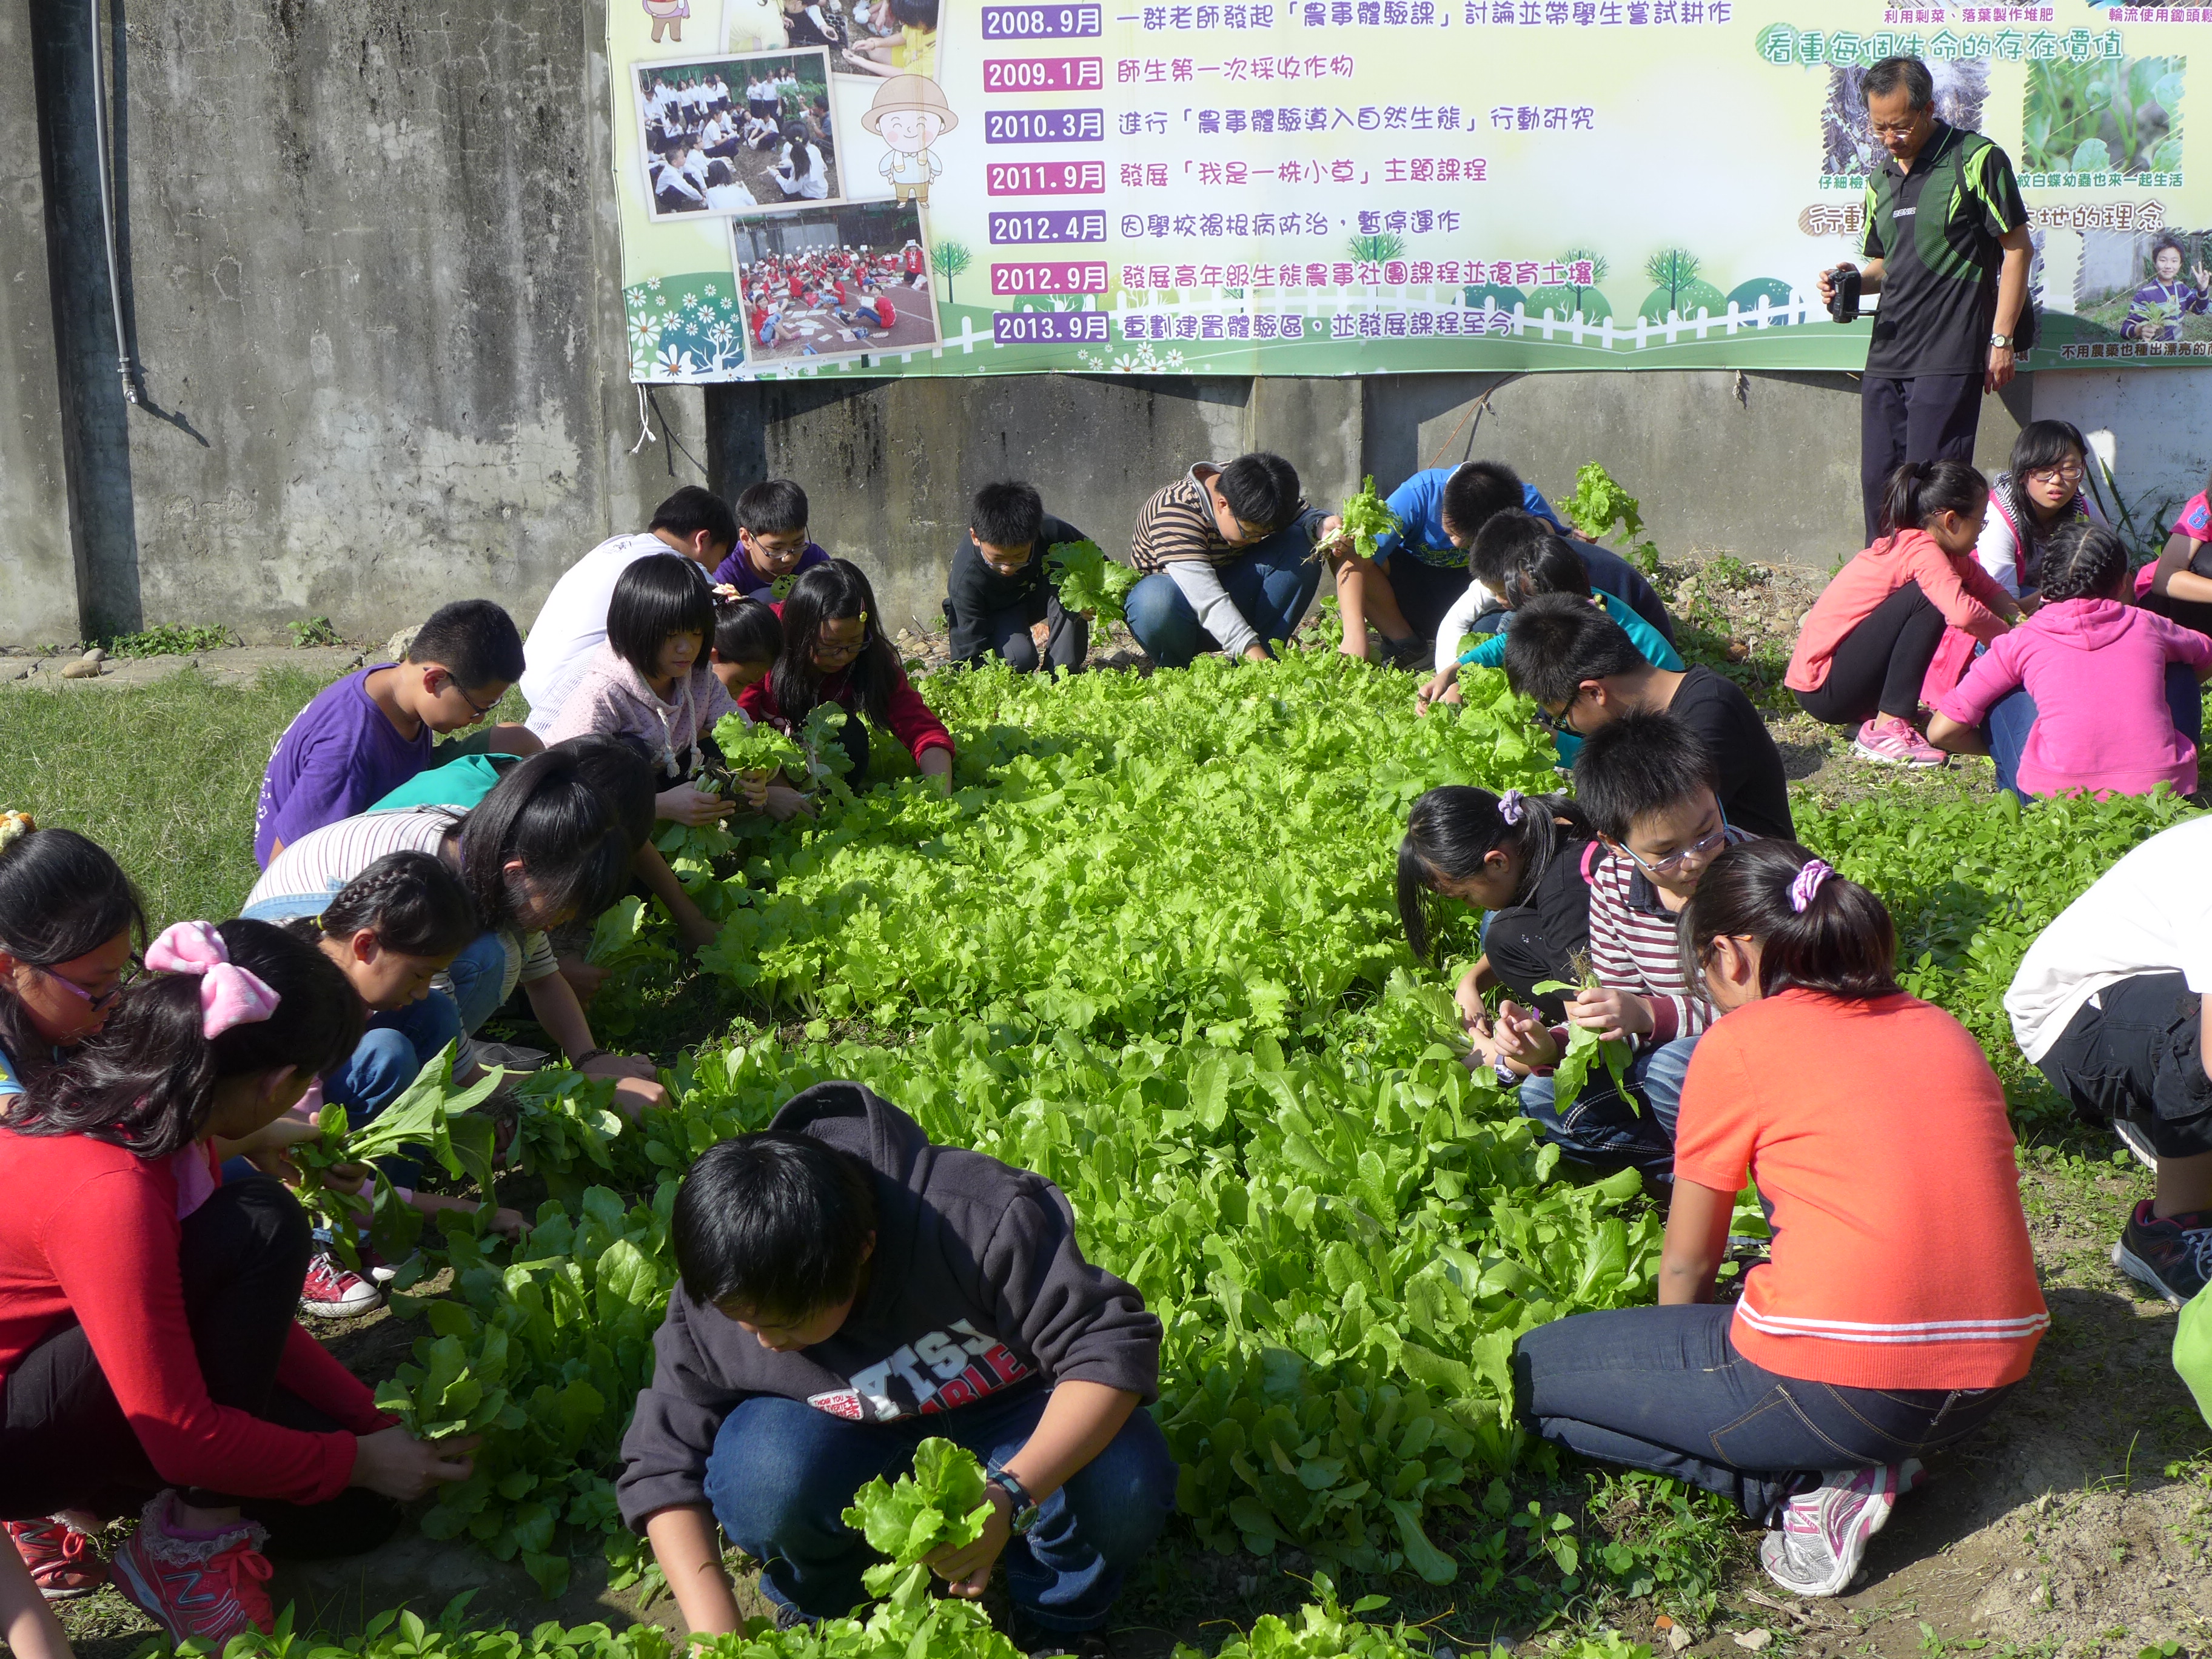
top-left (862, 75), bottom-right (956, 206)
top-left (643, 0), bottom-right (688, 44)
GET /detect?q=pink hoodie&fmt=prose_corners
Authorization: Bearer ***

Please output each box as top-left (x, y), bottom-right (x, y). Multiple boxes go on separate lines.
top-left (1934, 597), bottom-right (2212, 799)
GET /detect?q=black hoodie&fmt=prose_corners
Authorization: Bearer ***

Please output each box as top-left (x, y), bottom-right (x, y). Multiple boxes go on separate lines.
top-left (616, 1082), bottom-right (1162, 1530)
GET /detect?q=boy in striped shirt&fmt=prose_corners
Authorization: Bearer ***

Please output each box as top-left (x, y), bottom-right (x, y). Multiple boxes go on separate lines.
top-left (1481, 711), bottom-right (1753, 1179)
top-left (1122, 453), bottom-right (1344, 669)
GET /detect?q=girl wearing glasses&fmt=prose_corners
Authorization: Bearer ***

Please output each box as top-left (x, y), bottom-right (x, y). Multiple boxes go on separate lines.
top-left (738, 560), bottom-right (953, 793)
top-left (0, 816), bottom-right (144, 1113)
top-left (1974, 420), bottom-right (2106, 604)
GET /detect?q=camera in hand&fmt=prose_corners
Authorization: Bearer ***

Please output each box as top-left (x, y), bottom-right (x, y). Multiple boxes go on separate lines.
top-left (1827, 264), bottom-right (1863, 324)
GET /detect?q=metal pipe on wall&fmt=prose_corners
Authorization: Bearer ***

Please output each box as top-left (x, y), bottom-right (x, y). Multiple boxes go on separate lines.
top-left (87, 0), bottom-right (136, 404)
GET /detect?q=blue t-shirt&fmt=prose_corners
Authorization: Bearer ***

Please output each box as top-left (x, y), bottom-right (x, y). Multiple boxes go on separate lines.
top-left (0, 1041), bottom-right (21, 1099)
top-left (1371, 469), bottom-right (1567, 569)
top-left (253, 666), bottom-right (433, 870)
top-left (1459, 591), bottom-right (1683, 675)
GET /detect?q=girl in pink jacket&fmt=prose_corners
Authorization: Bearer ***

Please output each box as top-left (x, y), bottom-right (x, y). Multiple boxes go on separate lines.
top-left (1929, 525), bottom-right (2212, 800)
top-left (1785, 461), bottom-right (2023, 767)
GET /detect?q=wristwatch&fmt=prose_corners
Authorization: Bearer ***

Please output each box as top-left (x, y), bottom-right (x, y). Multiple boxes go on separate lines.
top-left (987, 1468), bottom-right (1042, 1535)
top-left (1989, 332), bottom-right (2013, 349)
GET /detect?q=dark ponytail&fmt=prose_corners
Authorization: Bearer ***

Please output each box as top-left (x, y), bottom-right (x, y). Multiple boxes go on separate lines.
top-left (1680, 840), bottom-right (1899, 1004)
top-left (453, 749), bottom-right (631, 933)
top-left (1396, 786), bottom-right (1590, 962)
top-left (12, 920), bottom-right (364, 1159)
top-left (1877, 459), bottom-right (1989, 541)
top-left (282, 851), bottom-right (477, 959)
top-left (2034, 521), bottom-right (2130, 605)
top-left (0, 822), bottom-right (146, 1076)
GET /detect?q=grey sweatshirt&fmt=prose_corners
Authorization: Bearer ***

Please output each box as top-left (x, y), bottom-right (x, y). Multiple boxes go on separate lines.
top-left (615, 1082), bottom-right (1162, 1530)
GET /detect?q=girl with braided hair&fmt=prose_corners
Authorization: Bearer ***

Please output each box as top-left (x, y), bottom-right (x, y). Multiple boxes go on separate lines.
top-left (1514, 840), bottom-right (2045, 1601)
top-left (1928, 522), bottom-right (2212, 800)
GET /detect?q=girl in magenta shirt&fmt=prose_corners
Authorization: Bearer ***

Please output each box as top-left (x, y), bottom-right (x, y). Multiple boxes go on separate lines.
top-left (1929, 524), bottom-right (2212, 800)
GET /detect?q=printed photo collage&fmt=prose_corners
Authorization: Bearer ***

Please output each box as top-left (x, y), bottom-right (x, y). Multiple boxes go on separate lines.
top-left (1817, 51), bottom-right (2191, 349)
top-left (632, 0), bottom-right (950, 365)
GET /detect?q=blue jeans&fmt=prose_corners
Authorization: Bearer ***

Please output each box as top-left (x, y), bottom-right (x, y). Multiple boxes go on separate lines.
top-left (1123, 510), bottom-right (1327, 669)
top-left (702, 1387), bottom-right (1177, 1629)
top-left (1513, 1303), bottom-right (2014, 1524)
top-left (1517, 1034), bottom-right (1697, 1178)
top-left (325, 991), bottom-right (465, 1191)
top-left (1985, 661), bottom-right (2202, 799)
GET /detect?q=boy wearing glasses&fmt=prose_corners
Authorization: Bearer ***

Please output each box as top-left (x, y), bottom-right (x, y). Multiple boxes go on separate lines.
top-left (253, 600), bottom-right (532, 869)
top-left (1122, 454), bottom-right (1343, 669)
top-left (1501, 595), bottom-right (1794, 841)
top-left (1476, 712), bottom-right (1752, 1179)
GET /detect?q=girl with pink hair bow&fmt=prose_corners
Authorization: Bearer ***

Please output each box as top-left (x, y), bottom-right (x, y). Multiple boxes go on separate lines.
top-left (0, 919), bottom-right (481, 1647)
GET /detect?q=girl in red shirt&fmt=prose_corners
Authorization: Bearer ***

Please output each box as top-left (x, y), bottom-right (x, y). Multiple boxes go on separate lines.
top-left (738, 559), bottom-right (954, 792)
top-left (0, 818), bottom-right (147, 1601)
top-left (1513, 840), bottom-right (2045, 1601)
top-left (0, 921), bottom-right (479, 1645)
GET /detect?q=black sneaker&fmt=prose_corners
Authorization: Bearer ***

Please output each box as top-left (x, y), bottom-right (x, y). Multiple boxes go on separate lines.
top-left (1008, 1614), bottom-right (1110, 1659)
top-left (2113, 1200), bottom-right (2212, 1304)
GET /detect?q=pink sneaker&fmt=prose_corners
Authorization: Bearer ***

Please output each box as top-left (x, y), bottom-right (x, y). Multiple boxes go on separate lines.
top-left (298, 1250), bottom-right (380, 1319)
top-left (1758, 1464), bottom-right (1904, 1597)
top-left (110, 1493), bottom-right (275, 1645)
top-left (4, 1516), bottom-right (107, 1600)
top-left (1853, 714), bottom-right (1947, 768)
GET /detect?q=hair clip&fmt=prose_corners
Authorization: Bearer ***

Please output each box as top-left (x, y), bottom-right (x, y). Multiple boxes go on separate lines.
top-left (1788, 858), bottom-right (1834, 914)
top-left (146, 921), bottom-right (282, 1037)
top-left (0, 811), bottom-right (33, 853)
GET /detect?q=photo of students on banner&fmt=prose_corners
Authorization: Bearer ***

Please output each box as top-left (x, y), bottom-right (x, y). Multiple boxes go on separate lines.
top-left (2079, 229), bottom-right (2212, 345)
top-left (636, 50), bottom-right (843, 220)
top-left (734, 201), bottom-right (943, 363)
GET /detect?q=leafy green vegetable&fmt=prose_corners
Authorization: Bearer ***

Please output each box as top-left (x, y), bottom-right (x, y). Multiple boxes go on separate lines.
top-left (842, 1437), bottom-right (996, 1601)
top-left (1045, 540), bottom-right (1138, 630)
top-left (715, 713), bottom-right (809, 782)
top-left (1337, 475), bottom-right (1401, 563)
top-left (292, 1047), bottom-right (504, 1263)
top-left (1561, 461), bottom-right (1660, 577)
top-left (1530, 974), bottom-right (1632, 1116)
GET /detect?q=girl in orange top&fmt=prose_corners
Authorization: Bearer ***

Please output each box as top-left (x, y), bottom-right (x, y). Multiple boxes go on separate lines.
top-left (1513, 840), bottom-right (2045, 1601)
top-left (1784, 461), bottom-right (2022, 768)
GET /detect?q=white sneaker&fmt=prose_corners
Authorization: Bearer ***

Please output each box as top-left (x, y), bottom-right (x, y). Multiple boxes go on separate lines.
top-left (1758, 1464), bottom-right (1906, 1597)
top-left (297, 1251), bottom-right (381, 1319)
top-left (2116, 1118), bottom-right (2160, 1172)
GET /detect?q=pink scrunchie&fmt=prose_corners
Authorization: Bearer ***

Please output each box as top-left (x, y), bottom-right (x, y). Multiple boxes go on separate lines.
top-left (144, 921), bottom-right (282, 1038)
top-left (1788, 859), bottom-right (1834, 914)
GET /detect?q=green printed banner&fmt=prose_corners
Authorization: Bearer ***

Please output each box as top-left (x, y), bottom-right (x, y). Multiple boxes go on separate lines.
top-left (609, 0), bottom-right (2210, 377)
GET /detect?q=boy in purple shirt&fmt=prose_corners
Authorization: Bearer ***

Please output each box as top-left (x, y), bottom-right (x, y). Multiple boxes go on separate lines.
top-left (710, 478), bottom-right (831, 603)
top-left (252, 599), bottom-right (529, 867)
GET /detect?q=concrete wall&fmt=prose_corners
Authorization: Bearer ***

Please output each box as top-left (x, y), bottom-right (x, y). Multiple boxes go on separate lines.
top-left (704, 374), bottom-right (1363, 634)
top-left (1, 1), bottom-right (81, 645)
top-left (2032, 368), bottom-right (2212, 538)
top-left (7, 0), bottom-right (711, 648)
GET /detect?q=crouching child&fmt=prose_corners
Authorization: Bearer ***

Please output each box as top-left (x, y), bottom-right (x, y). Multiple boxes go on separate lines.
top-left (617, 1082), bottom-right (1177, 1644)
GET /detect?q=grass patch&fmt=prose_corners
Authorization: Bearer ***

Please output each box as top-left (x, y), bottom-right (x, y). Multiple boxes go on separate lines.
top-left (0, 666), bottom-right (335, 927)
top-left (101, 622), bottom-right (239, 657)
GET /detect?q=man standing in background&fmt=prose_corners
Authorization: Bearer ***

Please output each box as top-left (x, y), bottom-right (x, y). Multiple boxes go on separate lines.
top-left (1821, 56), bottom-right (2033, 542)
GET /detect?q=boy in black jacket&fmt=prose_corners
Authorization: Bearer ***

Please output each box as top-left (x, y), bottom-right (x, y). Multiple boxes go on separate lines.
top-left (943, 481), bottom-right (1093, 673)
top-left (617, 1082), bottom-right (1174, 1643)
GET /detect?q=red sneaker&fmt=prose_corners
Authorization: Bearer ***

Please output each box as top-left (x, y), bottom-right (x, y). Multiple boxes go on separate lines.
top-left (298, 1250), bottom-right (381, 1318)
top-left (4, 1517), bottom-right (108, 1600)
top-left (110, 1494), bottom-right (275, 1645)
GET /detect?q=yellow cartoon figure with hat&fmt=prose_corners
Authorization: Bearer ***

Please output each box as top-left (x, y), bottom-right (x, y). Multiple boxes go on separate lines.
top-left (864, 75), bottom-right (957, 206)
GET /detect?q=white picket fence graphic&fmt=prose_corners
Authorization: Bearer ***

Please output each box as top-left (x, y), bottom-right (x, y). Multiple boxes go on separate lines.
top-left (783, 284), bottom-right (1819, 372)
